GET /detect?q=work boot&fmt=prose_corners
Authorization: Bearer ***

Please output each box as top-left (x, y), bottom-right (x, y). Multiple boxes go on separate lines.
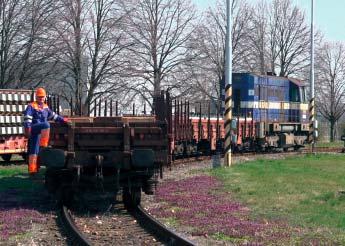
top-left (28, 154), bottom-right (38, 173)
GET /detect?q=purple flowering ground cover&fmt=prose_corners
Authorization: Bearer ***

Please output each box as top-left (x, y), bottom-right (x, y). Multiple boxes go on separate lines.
top-left (0, 189), bottom-right (45, 241)
top-left (0, 207), bottom-right (44, 241)
top-left (148, 175), bottom-right (293, 244)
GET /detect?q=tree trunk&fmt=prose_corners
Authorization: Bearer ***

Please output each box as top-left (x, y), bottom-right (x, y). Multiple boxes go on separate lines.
top-left (330, 120), bottom-right (335, 142)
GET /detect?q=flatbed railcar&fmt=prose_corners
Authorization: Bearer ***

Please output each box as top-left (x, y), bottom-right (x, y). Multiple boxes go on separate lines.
top-left (41, 116), bottom-right (170, 207)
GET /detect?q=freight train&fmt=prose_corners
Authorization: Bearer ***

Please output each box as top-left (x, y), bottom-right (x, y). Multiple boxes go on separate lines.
top-left (0, 72), bottom-right (309, 207)
top-left (170, 73), bottom-right (310, 157)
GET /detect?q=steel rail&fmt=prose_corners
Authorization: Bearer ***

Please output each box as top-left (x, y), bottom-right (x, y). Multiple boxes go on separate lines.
top-left (135, 205), bottom-right (195, 246)
top-left (59, 205), bottom-right (92, 246)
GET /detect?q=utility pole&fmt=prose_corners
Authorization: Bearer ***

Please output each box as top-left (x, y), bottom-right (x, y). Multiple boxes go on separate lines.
top-left (309, 0), bottom-right (316, 153)
top-left (224, 0), bottom-right (232, 167)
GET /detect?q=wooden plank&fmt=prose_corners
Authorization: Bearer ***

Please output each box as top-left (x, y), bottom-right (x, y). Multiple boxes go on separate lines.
top-left (76, 139), bottom-right (122, 147)
top-left (49, 140), bottom-right (66, 146)
top-left (74, 127), bottom-right (123, 134)
top-left (69, 117), bottom-right (94, 123)
top-left (132, 127), bottom-right (162, 134)
top-left (132, 139), bottom-right (168, 146)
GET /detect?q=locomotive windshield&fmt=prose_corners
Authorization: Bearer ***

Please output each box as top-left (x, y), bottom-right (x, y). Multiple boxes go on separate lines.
top-left (290, 85), bottom-right (300, 102)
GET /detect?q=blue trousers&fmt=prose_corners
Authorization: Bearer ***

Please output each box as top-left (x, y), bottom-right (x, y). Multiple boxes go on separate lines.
top-left (28, 122), bottom-right (50, 155)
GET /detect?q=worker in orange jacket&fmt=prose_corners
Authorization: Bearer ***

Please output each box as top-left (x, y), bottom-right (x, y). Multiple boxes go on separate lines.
top-left (23, 88), bottom-right (68, 175)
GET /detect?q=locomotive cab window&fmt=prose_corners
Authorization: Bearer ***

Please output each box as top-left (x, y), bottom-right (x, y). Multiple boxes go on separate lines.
top-left (290, 86), bottom-right (300, 102)
top-left (300, 86), bottom-right (307, 102)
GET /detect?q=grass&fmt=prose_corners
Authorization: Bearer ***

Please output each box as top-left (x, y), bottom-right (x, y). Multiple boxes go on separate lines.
top-left (0, 165), bottom-right (44, 192)
top-left (312, 141), bottom-right (344, 148)
top-left (210, 154), bottom-right (345, 242)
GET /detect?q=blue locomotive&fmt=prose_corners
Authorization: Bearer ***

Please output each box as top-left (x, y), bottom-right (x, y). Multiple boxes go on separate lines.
top-left (230, 72), bottom-right (310, 151)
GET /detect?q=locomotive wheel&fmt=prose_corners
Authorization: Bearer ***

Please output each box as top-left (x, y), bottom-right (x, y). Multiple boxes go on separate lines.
top-left (1, 154), bottom-right (12, 162)
top-left (123, 187), bottom-right (141, 210)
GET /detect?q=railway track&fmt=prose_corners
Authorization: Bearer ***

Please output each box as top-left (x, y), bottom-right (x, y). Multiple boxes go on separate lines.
top-left (172, 146), bottom-right (344, 165)
top-left (59, 196), bottom-right (195, 246)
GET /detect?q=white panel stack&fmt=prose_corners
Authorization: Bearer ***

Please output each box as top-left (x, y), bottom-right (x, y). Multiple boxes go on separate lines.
top-left (0, 89), bottom-right (33, 135)
top-left (5, 105), bottom-right (11, 112)
top-left (0, 127), bottom-right (6, 134)
top-left (18, 127), bottom-right (24, 134)
top-left (26, 94), bottom-right (31, 102)
top-left (13, 94), bottom-right (19, 102)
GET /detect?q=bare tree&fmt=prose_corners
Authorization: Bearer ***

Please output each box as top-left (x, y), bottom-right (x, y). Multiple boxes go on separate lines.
top-left (84, 0), bottom-right (129, 111)
top-left (54, 0), bottom-right (87, 114)
top-left (0, 0), bottom-right (26, 88)
top-left (120, 0), bottom-right (197, 104)
top-left (0, 0), bottom-right (60, 89)
top-left (54, 0), bottom-right (127, 115)
top-left (184, 0), bottom-right (251, 104)
top-left (267, 0), bottom-right (310, 77)
top-left (246, 1), bottom-right (268, 74)
top-left (316, 42), bottom-right (345, 142)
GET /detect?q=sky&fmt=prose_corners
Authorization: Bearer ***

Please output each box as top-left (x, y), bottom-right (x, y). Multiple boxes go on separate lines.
top-left (193, 0), bottom-right (345, 42)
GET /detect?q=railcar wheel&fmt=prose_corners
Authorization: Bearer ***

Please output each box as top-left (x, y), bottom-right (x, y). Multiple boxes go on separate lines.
top-left (57, 186), bottom-right (74, 207)
top-left (45, 168), bottom-right (59, 193)
top-left (1, 154), bottom-right (12, 162)
top-left (123, 187), bottom-right (141, 210)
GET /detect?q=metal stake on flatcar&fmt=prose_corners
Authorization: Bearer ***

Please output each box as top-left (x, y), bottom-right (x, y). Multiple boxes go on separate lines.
top-left (187, 101), bottom-right (189, 139)
top-left (87, 99), bottom-right (90, 117)
top-left (70, 96), bottom-right (73, 117)
top-left (216, 100), bottom-right (220, 143)
top-left (98, 98), bottom-right (102, 117)
top-left (93, 99), bottom-right (97, 117)
top-left (110, 99), bottom-right (113, 116)
top-left (198, 102), bottom-right (202, 141)
top-left (207, 102), bottom-right (211, 142)
top-left (104, 99), bottom-right (108, 117)
top-left (57, 96), bottom-right (60, 115)
top-left (224, 0), bottom-right (233, 166)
